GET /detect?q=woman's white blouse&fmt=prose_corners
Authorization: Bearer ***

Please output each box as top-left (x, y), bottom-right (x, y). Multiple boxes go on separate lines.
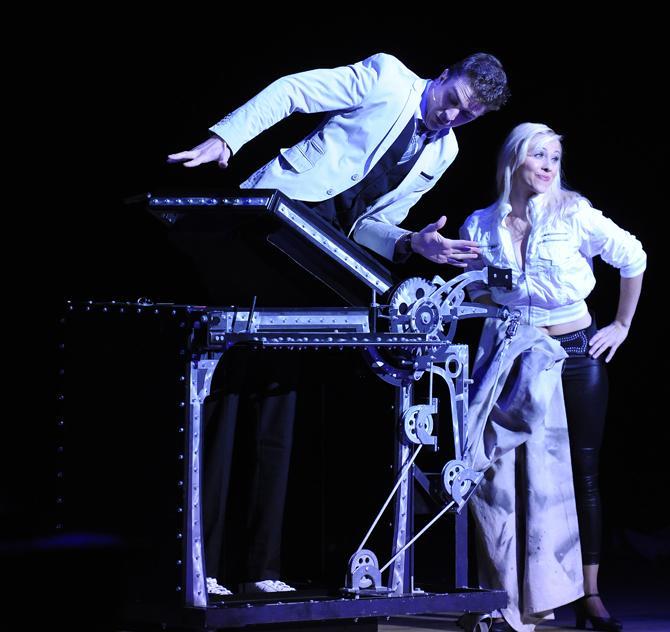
top-left (459, 199), bottom-right (647, 327)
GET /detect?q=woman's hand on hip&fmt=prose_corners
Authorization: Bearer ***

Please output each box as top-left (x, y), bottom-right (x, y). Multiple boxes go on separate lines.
top-left (588, 320), bottom-right (630, 363)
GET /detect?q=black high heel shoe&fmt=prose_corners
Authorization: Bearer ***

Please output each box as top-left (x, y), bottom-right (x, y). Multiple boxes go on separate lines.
top-left (575, 593), bottom-right (623, 631)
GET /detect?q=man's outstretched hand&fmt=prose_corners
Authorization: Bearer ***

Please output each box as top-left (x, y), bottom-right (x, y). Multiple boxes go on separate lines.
top-left (167, 136), bottom-right (231, 169)
top-left (411, 216), bottom-right (480, 266)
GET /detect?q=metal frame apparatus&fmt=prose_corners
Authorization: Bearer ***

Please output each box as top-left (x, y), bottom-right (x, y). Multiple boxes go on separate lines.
top-left (62, 190), bottom-right (516, 631)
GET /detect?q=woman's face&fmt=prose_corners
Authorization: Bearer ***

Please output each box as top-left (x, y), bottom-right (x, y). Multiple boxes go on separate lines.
top-left (513, 137), bottom-right (562, 197)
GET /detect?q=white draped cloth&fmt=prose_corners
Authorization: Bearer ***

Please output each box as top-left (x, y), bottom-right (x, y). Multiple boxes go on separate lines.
top-left (466, 318), bottom-right (584, 631)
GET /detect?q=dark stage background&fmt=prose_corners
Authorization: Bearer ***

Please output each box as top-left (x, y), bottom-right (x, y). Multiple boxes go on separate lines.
top-left (6, 13), bottom-right (668, 622)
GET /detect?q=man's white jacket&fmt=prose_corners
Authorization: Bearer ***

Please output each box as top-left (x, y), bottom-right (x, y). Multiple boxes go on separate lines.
top-left (210, 53), bottom-right (459, 261)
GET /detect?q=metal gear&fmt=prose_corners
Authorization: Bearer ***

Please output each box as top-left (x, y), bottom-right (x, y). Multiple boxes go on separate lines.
top-left (389, 278), bottom-right (442, 337)
top-left (402, 403), bottom-right (436, 446)
top-left (441, 459), bottom-right (472, 497)
top-left (346, 549), bottom-right (382, 591)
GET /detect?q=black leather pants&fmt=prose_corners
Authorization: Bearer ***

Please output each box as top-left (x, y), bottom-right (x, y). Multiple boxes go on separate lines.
top-left (553, 321), bottom-right (609, 565)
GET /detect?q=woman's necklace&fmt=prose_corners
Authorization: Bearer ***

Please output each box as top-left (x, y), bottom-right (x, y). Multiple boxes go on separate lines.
top-left (506, 213), bottom-right (531, 270)
top-left (507, 214), bottom-right (530, 243)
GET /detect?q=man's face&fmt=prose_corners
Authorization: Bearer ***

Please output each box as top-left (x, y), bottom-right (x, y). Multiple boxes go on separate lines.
top-left (424, 71), bottom-right (489, 132)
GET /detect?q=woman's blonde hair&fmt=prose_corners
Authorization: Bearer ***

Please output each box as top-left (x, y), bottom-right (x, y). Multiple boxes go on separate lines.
top-left (495, 122), bottom-right (584, 220)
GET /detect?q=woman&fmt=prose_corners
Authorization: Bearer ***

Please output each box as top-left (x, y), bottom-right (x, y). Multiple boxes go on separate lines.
top-left (460, 122), bottom-right (646, 631)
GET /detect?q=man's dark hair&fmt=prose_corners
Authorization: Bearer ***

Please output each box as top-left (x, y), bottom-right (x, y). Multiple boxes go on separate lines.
top-left (449, 53), bottom-right (510, 110)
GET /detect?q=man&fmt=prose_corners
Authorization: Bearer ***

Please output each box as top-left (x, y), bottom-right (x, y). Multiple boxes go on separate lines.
top-left (168, 51), bottom-right (509, 596)
top-left (169, 51), bottom-right (509, 264)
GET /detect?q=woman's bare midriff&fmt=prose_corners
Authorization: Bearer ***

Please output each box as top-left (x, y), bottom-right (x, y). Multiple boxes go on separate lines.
top-left (535, 311), bottom-right (592, 336)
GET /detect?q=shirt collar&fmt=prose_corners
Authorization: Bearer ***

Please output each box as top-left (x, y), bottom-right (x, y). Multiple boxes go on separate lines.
top-left (497, 198), bottom-right (540, 221)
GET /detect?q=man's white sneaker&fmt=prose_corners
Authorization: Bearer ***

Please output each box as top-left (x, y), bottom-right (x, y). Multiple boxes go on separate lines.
top-left (241, 579), bottom-right (296, 593)
top-left (206, 577), bottom-right (233, 596)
